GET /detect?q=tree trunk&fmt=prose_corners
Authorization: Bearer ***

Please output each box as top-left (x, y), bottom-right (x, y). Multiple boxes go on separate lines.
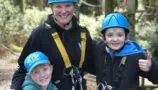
top-left (15, 0), bottom-right (25, 13)
top-left (127, 14), bottom-right (135, 40)
top-left (104, 0), bottom-right (114, 16)
top-left (155, 0), bottom-right (158, 23)
top-left (36, 0), bottom-right (44, 10)
top-left (80, 0), bottom-right (102, 16)
top-left (126, 0), bottom-right (138, 40)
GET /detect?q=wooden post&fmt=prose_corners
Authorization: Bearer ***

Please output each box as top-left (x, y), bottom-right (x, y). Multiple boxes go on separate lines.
top-left (140, 77), bottom-right (145, 90)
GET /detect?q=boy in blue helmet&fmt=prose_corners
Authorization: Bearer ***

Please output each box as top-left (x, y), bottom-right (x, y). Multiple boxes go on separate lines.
top-left (11, 0), bottom-right (95, 90)
top-left (22, 51), bottom-right (58, 90)
top-left (95, 12), bottom-right (158, 90)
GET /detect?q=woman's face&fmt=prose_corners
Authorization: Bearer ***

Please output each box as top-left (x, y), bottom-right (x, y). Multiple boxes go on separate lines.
top-left (104, 27), bottom-right (126, 51)
top-left (52, 2), bottom-right (75, 26)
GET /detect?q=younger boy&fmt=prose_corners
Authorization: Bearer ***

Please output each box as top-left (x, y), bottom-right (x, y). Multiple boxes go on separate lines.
top-left (22, 51), bottom-right (58, 90)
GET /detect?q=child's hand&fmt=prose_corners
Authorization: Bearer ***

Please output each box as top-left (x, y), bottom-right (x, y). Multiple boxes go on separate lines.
top-left (138, 51), bottom-right (152, 72)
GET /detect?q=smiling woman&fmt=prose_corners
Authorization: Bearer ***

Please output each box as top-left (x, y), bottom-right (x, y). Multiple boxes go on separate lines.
top-left (11, 0), bottom-right (95, 90)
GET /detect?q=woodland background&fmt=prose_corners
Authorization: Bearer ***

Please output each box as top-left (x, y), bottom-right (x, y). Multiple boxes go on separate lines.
top-left (0, 0), bottom-right (158, 89)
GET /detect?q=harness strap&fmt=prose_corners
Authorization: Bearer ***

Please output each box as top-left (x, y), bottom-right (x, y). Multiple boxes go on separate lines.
top-left (119, 56), bottom-right (127, 67)
top-left (51, 31), bottom-right (86, 68)
top-left (52, 32), bottom-right (72, 68)
top-left (100, 49), bottom-right (127, 89)
top-left (114, 56), bottom-right (127, 88)
top-left (79, 32), bottom-right (86, 68)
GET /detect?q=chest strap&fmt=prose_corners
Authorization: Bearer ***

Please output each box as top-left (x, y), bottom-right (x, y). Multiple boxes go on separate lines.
top-left (113, 56), bottom-right (127, 88)
top-left (51, 31), bottom-right (86, 68)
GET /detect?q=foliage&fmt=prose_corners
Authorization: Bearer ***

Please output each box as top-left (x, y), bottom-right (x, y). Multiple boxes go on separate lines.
top-left (80, 14), bottom-right (104, 39)
top-left (1, 0), bottom-right (158, 55)
top-left (23, 7), bottom-right (51, 36)
top-left (136, 21), bottom-right (158, 58)
top-left (0, 0), bottom-right (51, 50)
top-left (0, 0), bottom-right (102, 51)
top-left (139, 0), bottom-right (158, 23)
top-left (0, 0), bottom-right (23, 46)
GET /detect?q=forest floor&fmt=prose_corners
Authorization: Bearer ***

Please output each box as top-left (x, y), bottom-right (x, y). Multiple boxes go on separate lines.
top-left (0, 46), bottom-right (18, 90)
top-left (0, 46), bottom-right (158, 90)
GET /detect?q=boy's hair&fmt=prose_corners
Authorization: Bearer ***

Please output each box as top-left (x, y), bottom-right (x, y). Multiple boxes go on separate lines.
top-left (24, 51), bottom-right (50, 74)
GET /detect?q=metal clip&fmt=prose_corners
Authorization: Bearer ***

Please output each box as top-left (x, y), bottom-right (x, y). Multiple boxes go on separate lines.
top-left (97, 81), bottom-right (113, 90)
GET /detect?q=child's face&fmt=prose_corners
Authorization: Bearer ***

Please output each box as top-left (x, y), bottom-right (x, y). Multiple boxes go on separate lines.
top-left (104, 27), bottom-right (126, 51)
top-left (30, 64), bottom-right (53, 87)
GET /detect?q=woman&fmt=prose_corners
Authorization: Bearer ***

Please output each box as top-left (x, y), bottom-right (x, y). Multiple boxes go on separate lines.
top-left (95, 12), bottom-right (158, 90)
top-left (11, 0), bottom-right (95, 90)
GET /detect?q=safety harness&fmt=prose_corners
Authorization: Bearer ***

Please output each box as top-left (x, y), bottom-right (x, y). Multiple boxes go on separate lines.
top-left (45, 23), bottom-right (86, 90)
top-left (97, 55), bottom-right (127, 90)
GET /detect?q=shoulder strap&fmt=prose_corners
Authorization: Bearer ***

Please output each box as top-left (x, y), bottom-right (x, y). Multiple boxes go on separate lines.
top-left (48, 24), bottom-right (87, 68)
top-left (114, 56), bottom-right (127, 88)
top-left (79, 32), bottom-right (86, 68)
top-left (119, 56), bottom-right (127, 67)
top-left (52, 32), bottom-right (72, 68)
top-left (44, 23), bottom-right (72, 68)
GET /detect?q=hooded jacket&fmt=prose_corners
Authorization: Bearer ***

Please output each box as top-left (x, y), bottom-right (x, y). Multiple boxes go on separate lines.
top-left (95, 40), bottom-right (158, 90)
top-left (11, 14), bottom-right (95, 90)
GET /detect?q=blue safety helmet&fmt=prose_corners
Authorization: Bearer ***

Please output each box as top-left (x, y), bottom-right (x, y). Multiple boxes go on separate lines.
top-left (101, 12), bottom-right (130, 33)
top-left (24, 51), bottom-right (49, 74)
top-left (48, 0), bottom-right (78, 3)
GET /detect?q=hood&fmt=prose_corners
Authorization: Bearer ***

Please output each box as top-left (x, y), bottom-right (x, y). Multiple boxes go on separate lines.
top-left (106, 40), bottom-right (145, 56)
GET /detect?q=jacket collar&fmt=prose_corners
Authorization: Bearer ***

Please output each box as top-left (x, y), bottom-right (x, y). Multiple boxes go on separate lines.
top-left (106, 40), bottom-right (145, 56)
